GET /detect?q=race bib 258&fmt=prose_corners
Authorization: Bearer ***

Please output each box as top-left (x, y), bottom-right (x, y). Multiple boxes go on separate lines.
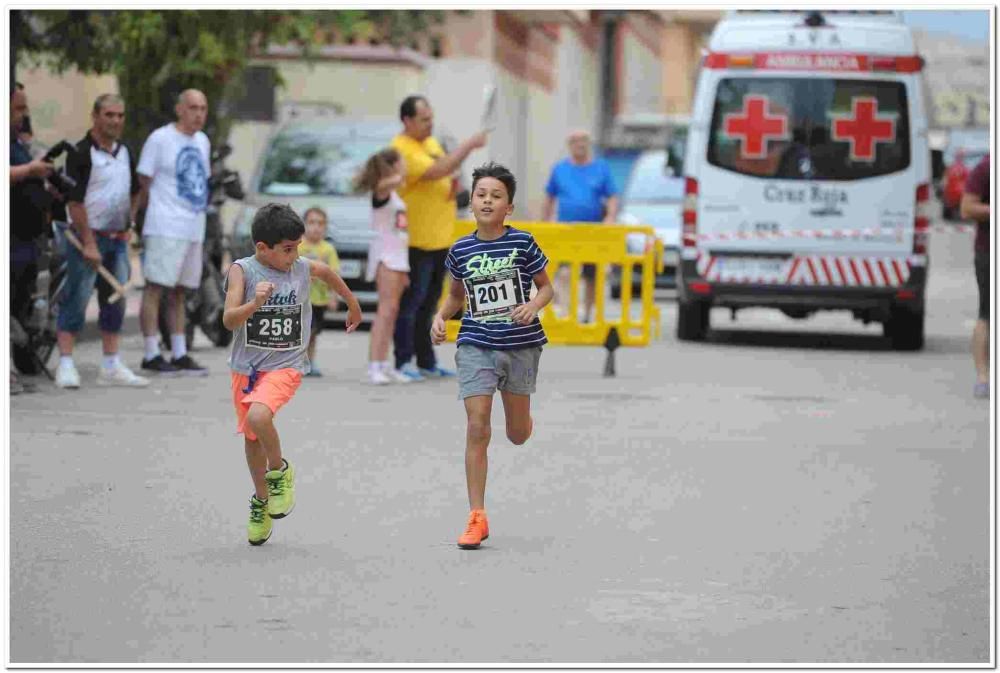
top-left (245, 304), bottom-right (303, 351)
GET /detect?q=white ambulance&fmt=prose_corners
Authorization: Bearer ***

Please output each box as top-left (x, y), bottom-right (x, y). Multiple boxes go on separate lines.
top-left (677, 10), bottom-right (932, 349)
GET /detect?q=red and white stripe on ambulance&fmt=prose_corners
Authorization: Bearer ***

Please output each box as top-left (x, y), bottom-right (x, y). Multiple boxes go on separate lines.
top-left (704, 52), bottom-right (923, 73)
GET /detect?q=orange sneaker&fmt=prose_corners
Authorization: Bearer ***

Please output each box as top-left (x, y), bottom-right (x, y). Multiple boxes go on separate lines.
top-left (457, 509), bottom-right (490, 549)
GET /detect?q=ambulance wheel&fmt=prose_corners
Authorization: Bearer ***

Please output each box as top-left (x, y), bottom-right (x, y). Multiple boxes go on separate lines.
top-left (677, 299), bottom-right (710, 341)
top-left (884, 307), bottom-right (925, 351)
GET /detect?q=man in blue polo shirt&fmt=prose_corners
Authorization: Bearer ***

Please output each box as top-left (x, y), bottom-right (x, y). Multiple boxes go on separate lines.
top-left (542, 129), bottom-right (619, 322)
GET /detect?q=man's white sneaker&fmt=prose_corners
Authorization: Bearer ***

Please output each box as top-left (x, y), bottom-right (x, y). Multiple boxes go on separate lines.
top-left (97, 361), bottom-right (151, 387)
top-left (369, 368), bottom-right (391, 385)
top-left (386, 367), bottom-right (414, 384)
top-left (55, 360), bottom-right (81, 389)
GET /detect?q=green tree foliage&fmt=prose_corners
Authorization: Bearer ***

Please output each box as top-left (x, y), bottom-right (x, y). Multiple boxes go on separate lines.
top-left (12, 9), bottom-right (448, 148)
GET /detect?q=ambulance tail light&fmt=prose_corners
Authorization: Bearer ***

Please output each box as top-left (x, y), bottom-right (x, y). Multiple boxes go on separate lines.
top-left (872, 55), bottom-right (924, 73)
top-left (704, 53), bottom-right (754, 69)
top-left (913, 183), bottom-right (931, 255)
top-left (682, 177), bottom-right (699, 249)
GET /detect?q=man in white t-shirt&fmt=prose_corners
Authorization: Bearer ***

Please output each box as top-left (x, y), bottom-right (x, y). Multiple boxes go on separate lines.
top-left (136, 89), bottom-right (211, 375)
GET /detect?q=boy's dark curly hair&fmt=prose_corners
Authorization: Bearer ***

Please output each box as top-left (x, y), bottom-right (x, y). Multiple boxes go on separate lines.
top-left (471, 162), bottom-right (516, 202)
top-left (251, 203), bottom-right (306, 247)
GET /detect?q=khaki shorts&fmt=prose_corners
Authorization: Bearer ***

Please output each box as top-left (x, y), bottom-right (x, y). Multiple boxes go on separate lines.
top-left (455, 343), bottom-right (542, 400)
top-left (142, 235), bottom-right (202, 289)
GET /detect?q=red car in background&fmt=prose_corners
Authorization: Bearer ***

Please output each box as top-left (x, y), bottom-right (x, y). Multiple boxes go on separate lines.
top-left (941, 147), bottom-right (988, 220)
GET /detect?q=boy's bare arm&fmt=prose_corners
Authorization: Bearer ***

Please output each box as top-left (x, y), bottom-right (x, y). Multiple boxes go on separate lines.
top-left (437, 276), bottom-right (466, 320)
top-left (222, 264), bottom-right (273, 330)
top-left (431, 278), bottom-right (465, 344)
top-left (511, 269), bottom-right (554, 325)
top-left (308, 260), bottom-right (358, 306)
top-left (530, 269), bottom-right (554, 309)
top-left (308, 259), bottom-right (362, 331)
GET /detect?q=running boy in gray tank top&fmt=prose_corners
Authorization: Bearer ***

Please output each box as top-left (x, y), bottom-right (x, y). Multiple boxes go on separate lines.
top-left (223, 203), bottom-right (362, 545)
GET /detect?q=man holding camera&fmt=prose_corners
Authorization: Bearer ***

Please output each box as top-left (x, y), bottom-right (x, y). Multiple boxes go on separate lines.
top-left (53, 93), bottom-right (149, 389)
top-left (10, 83), bottom-right (54, 394)
top-left (135, 89), bottom-right (211, 375)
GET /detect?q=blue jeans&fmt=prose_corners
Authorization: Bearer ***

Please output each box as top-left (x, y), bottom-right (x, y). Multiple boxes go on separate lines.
top-left (393, 247), bottom-right (449, 370)
top-left (57, 235), bottom-right (130, 334)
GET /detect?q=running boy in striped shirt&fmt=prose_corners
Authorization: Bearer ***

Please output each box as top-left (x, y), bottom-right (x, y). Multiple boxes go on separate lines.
top-left (431, 162), bottom-right (554, 550)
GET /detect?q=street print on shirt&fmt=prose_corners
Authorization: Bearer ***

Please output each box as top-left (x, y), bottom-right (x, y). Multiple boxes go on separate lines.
top-left (464, 250), bottom-right (526, 320)
top-left (446, 227), bottom-right (548, 350)
top-left (176, 145), bottom-right (208, 211)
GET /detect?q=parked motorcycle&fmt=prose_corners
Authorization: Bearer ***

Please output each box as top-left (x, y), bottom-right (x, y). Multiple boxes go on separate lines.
top-left (11, 224), bottom-right (69, 378)
top-left (157, 144), bottom-right (244, 350)
top-left (11, 139), bottom-right (76, 377)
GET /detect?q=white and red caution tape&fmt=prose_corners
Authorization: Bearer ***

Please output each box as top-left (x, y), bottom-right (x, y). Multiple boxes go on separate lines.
top-left (933, 224), bottom-right (977, 234)
top-left (695, 252), bottom-right (915, 286)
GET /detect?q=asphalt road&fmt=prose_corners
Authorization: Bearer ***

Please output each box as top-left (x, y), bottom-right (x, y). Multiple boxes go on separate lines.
top-left (8, 219), bottom-right (991, 664)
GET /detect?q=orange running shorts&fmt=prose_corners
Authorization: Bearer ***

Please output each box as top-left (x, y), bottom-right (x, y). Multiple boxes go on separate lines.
top-left (231, 368), bottom-right (303, 441)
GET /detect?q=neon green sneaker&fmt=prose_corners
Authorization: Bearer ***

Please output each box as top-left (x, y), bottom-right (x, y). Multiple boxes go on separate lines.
top-left (247, 495), bottom-right (272, 546)
top-left (265, 460), bottom-right (295, 519)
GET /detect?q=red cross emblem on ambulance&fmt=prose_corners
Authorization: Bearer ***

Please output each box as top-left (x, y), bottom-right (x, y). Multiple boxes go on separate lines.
top-left (723, 95), bottom-right (790, 160)
top-left (831, 96), bottom-right (896, 162)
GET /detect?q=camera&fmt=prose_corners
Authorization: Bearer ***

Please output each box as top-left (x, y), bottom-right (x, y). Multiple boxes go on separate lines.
top-left (42, 140), bottom-right (78, 195)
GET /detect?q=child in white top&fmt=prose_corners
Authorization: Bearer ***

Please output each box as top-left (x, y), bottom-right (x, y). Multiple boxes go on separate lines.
top-left (356, 148), bottom-right (412, 385)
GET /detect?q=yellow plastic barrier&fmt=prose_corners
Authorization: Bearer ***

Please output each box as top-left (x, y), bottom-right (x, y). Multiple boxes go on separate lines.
top-left (442, 221), bottom-right (663, 354)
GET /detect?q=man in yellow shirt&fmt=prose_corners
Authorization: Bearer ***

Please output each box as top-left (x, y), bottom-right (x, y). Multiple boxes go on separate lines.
top-left (391, 95), bottom-right (488, 380)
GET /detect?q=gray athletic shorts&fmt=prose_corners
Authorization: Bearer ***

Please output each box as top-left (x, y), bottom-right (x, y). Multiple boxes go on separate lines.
top-left (142, 235), bottom-right (202, 289)
top-left (455, 343), bottom-right (542, 400)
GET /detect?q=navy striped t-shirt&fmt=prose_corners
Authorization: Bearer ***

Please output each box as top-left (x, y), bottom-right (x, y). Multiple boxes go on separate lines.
top-left (445, 226), bottom-right (549, 350)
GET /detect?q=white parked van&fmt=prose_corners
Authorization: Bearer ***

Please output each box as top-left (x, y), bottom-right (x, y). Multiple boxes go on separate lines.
top-left (678, 10), bottom-right (932, 349)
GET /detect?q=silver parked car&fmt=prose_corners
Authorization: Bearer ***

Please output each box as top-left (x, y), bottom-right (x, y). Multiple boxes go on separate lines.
top-left (229, 118), bottom-right (400, 317)
top-left (613, 149), bottom-right (684, 295)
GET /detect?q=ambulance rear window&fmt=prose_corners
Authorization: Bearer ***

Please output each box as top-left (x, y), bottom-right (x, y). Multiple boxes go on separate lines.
top-left (707, 78), bottom-right (910, 180)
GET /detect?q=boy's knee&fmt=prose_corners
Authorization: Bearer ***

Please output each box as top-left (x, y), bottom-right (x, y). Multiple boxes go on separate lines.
top-left (245, 404), bottom-right (273, 432)
top-left (467, 420), bottom-right (491, 444)
top-left (506, 426), bottom-right (530, 446)
top-left (506, 416), bottom-right (533, 446)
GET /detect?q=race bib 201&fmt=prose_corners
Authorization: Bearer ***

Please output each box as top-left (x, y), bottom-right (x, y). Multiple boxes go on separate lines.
top-left (465, 268), bottom-right (524, 320)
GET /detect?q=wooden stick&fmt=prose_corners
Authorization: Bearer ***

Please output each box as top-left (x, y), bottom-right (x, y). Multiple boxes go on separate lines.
top-left (62, 228), bottom-right (130, 304)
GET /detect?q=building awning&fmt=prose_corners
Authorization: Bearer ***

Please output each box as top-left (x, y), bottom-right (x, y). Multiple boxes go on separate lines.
top-left (504, 9), bottom-right (590, 25)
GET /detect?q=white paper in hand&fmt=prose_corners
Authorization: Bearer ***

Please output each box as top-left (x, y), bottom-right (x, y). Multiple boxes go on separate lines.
top-left (481, 84), bottom-right (497, 132)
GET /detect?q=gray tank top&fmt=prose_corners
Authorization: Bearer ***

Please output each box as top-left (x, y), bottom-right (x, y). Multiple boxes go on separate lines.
top-left (227, 255), bottom-right (313, 374)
